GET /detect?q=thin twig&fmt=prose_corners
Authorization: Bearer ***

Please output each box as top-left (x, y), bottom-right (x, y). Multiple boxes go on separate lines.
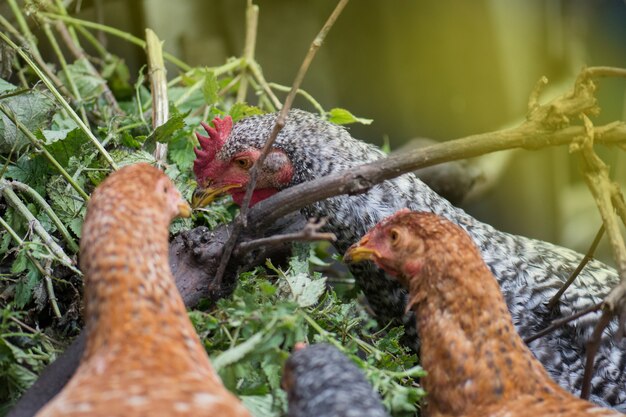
top-left (0, 184), bottom-right (75, 268)
top-left (40, 12), bottom-right (192, 71)
top-left (269, 82), bottom-right (325, 116)
top-left (0, 31), bottom-right (118, 170)
top-left (236, 0), bottom-right (259, 104)
top-left (237, 218), bottom-right (336, 254)
top-left (212, 0), bottom-right (350, 287)
top-left (6, 179), bottom-right (80, 253)
top-left (246, 121), bottom-right (626, 233)
top-left (524, 302), bottom-right (602, 344)
top-left (0, 217), bottom-right (63, 318)
top-left (41, 22), bottom-right (90, 125)
top-left (9, 316), bottom-right (62, 347)
top-left (54, 20), bottom-right (123, 114)
top-left (547, 225), bottom-right (605, 309)
top-left (145, 29), bottom-right (169, 167)
top-left (249, 61), bottom-right (282, 109)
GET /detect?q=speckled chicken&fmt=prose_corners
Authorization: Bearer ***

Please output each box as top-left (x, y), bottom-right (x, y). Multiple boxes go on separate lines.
top-left (282, 343), bottom-right (390, 417)
top-left (192, 109), bottom-right (626, 410)
top-left (344, 210), bottom-right (623, 417)
top-left (36, 163), bottom-right (251, 417)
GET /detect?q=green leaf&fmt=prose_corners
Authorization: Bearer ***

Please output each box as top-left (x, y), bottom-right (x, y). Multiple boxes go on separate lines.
top-left (240, 395), bottom-right (282, 417)
top-left (59, 58), bottom-right (106, 100)
top-left (327, 107), bottom-right (373, 125)
top-left (0, 79), bottom-right (56, 153)
top-left (201, 70), bottom-right (219, 106)
top-left (4, 155), bottom-right (49, 192)
top-left (284, 272), bottom-right (327, 308)
top-left (212, 330), bottom-right (266, 371)
top-left (47, 176), bottom-right (86, 230)
top-left (168, 135), bottom-right (196, 172)
top-left (11, 252), bottom-right (28, 274)
top-left (148, 112), bottom-right (187, 144)
top-left (229, 103), bottom-right (264, 122)
top-left (43, 128), bottom-right (89, 168)
top-left (14, 262), bottom-right (41, 308)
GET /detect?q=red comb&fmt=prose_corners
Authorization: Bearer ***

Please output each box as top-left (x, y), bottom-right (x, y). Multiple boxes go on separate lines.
top-left (193, 115), bottom-right (233, 179)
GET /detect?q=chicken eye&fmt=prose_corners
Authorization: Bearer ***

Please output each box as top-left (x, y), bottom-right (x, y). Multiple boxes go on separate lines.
top-left (234, 158), bottom-right (252, 170)
top-left (389, 229), bottom-right (400, 244)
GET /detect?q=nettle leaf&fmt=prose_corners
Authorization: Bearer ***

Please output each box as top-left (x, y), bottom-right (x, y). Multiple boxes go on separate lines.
top-left (4, 155), bottom-right (49, 192)
top-left (47, 176), bottom-right (86, 233)
top-left (43, 128), bottom-right (89, 168)
top-left (212, 330), bottom-right (265, 371)
top-left (148, 112), bottom-right (187, 144)
top-left (0, 79), bottom-right (56, 153)
top-left (59, 58), bottom-right (106, 100)
top-left (240, 395), bottom-right (282, 417)
top-left (112, 149), bottom-right (156, 167)
top-left (168, 135), bottom-right (196, 172)
top-left (327, 107), bottom-right (373, 126)
top-left (229, 103), bottom-right (265, 123)
top-left (284, 272), bottom-right (327, 308)
top-left (14, 262), bottom-right (41, 309)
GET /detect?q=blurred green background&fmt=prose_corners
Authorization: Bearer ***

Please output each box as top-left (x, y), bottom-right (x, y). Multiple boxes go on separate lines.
top-left (5, 0), bottom-right (626, 261)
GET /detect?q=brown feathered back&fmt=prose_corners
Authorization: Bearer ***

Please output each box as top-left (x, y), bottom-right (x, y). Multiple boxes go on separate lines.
top-left (345, 210), bottom-right (622, 417)
top-left (36, 163), bottom-right (251, 417)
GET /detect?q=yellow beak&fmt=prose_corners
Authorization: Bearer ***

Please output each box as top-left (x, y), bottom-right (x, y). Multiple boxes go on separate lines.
top-left (191, 184), bottom-right (242, 208)
top-left (343, 239), bottom-right (379, 264)
top-left (177, 201), bottom-right (192, 218)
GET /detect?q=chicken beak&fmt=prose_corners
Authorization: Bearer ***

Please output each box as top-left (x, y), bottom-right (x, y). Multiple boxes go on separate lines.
top-left (191, 184), bottom-right (242, 208)
top-left (344, 238), bottom-right (379, 263)
top-left (177, 201), bottom-right (192, 218)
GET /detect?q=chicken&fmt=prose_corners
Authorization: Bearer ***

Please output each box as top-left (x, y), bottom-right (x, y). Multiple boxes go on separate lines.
top-left (282, 343), bottom-right (391, 417)
top-left (191, 109), bottom-right (626, 410)
top-left (36, 163), bottom-right (251, 417)
top-left (344, 210), bottom-right (623, 417)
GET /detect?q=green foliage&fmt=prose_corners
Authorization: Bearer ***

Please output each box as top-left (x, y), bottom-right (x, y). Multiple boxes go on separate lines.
top-left (0, 5), bottom-right (423, 416)
top-left (327, 107), bottom-right (373, 126)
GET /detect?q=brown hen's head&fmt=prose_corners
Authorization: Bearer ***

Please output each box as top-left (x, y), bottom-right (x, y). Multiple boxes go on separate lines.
top-left (344, 209), bottom-right (472, 288)
top-left (192, 115), bottom-right (293, 208)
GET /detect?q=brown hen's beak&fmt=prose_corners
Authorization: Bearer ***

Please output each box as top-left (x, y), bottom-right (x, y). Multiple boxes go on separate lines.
top-left (191, 184), bottom-right (242, 208)
top-left (344, 238), bottom-right (379, 264)
top-left (178, 201), bottom-right (192, 218)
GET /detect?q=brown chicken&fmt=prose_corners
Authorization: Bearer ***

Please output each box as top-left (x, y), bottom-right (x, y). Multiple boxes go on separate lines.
top-left (344, 209), bottom-right (623, 417)
top-left (35, 163), bottom-right (251, 417)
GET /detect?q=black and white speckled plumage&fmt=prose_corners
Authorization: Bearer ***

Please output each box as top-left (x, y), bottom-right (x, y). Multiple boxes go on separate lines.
top-left (219, 109), bottom-right (626, 411)
top-left (282, 344), bottom-right (390, 417)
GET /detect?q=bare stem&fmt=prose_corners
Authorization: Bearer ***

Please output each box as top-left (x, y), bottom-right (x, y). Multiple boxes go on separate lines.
top-left (0, 216), bottom-right (63, 318)
top-left (6, 179), bottom-right (80, 253)
top-left (212, 0), bottom-right (350, 287)
top-left (0, 184), bottom-right (75, 268)
top-left (40, 12), bottom-right (192, 71)
top-left (547, 225), bottom-right (605, 309)
top-left (145, 29), bottom-right (169, 167)
top-left (236, 0), bottom-right (259, 104)
top-left (41, 22), bottom-right (90, 125)
top-left (237, 218), bottom-right (336, 254)
top-left (524, 302), bottom-right (602, 344)
top-left (54, 21), bottom-right (123, 114)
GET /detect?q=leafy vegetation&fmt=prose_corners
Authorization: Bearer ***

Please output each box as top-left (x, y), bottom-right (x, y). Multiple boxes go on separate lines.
top-left (0, 1), bottom-right (424, 416)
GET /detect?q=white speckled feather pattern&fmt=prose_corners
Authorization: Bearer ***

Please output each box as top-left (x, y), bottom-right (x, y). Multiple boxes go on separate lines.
top-left (219, 110), bottom-right (626, 411)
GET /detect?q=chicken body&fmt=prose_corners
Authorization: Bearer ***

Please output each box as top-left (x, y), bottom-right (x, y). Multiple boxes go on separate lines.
top-left (193, 109), bottom-right (625, 410)
top-left (344, 210), bottom-right (623, 417)
top-left (36, 163), bottom-right (251, 417)
top-left (282, 343), bottom-right (391, 417)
